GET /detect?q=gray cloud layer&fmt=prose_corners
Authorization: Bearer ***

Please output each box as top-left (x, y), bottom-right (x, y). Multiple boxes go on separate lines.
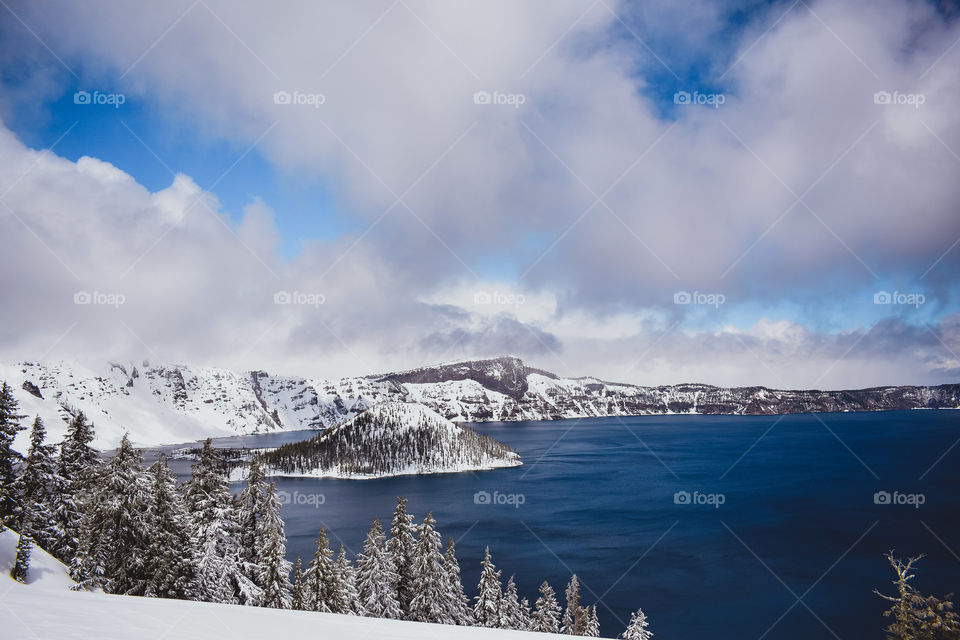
top-left (0, 0), bottom-right (958, 387)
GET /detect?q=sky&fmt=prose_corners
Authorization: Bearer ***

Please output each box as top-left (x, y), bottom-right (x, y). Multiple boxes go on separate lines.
top-left (0, 0), bottom-right (959, 388)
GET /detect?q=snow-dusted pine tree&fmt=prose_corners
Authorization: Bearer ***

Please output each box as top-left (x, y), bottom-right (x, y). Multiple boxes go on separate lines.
top-left (257, 483), bottom-right (292, 609)
top-left (305, 527), bottom-right (337, 612)
top-left (386, 497), bottom-right (416, 616)
top-left (143, 454), bottom-right (198, 600)
top-left (15, 416), bottom-right (59, 551)
top-left (473, 546), bottom-right (503, 628)
top-left (585, 605), bottom-right (600, 637)
top-left (533, 580), bottom-right (562, 633)
top-left (355, 517), bottom-right (401, 619)
top-left (333, 544), bottom-right (360, 614)
top-left (621, 607), bottom-right (653, 640)
top-left (184, 439), bottom-right (259, 605)
top-left (442, 537), bottom-right (472, 625)
top-left (54, 411), bottom-right (99, 561)
top-left (562, 574), bottom-right (588, 635)
top-left (501, 575), bottom-right (523, 629)
top-left (71, 433), bottom-right (151, 594)
top-left (408, 511), bottom-right (446, 623)
top-left (0, 381), bottom-right (25, 526)
top-left (237, 458), bottom-right (266, 587)
top-left (10, 517), bottom-right (32, 583)
top-left (519, 598), bottom-right (533, 631)
top-left (291, 557), bottom-right (306, 610)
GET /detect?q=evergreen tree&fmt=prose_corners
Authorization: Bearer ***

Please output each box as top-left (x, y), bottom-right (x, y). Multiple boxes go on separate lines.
top-left (0, 382), bottom-right (26, 526)
top-left (334, 544), bottom-right (360, 614)
top-left (143, 454), bottom-right (198, 600)
top-left (563, 574), bottom-right (589, 635)
top-left (500, 574), bottom-right (523, 629)
top-left (442, 537), bottom-right (472, 625)
top-left (15, 417), bottom-right (59, 551)
top-left (305, 527), bottom-right (337, 612)
top-left (291, 557), bottom-right (306, 611)
top-left (585, 605), bottom-right (600, 637)
top-left (237, 458), bottom-right (266, 579)
top-left (70, 434), bottom-right (150, 594)
top-left (386, 497), bottom-right (416, 615)
top-left (356, 517), bottom-right (401, 619)
top-left (473, 546), bottom-right (502, 628)
top-left (622, 608), bottom-right (653, 640)
top-left (184, 439), bottom-right (259, 605)
top-left (533, 580), bottom-right (562, 633)
top-left (54, 411), bottom-right (99, 561)
top-left (519, 598), bottom-right (533, 631)
top-left (258, 483), bottom-right (292, 609)
top-left (876, 553), bottom-right (960, 640)
top-left (10, 516), bottom-right (32, 583)
top-left (408, 511), bottom-right (447, 623)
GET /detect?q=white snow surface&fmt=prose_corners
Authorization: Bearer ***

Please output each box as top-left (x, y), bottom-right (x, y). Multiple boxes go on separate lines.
top-left (0, 531), bottom-right (601, 639)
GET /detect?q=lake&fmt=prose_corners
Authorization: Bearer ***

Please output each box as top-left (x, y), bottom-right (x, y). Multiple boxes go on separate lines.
top-left (155, 410), bottom-right (960, 640)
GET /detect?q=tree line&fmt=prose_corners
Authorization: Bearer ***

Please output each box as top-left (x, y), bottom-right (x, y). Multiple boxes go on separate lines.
top-left (0, 381), bottom-right (652, 638)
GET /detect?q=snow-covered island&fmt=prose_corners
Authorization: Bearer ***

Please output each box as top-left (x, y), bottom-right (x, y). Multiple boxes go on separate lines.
top-left (240, 402), bottom-right (522, 480)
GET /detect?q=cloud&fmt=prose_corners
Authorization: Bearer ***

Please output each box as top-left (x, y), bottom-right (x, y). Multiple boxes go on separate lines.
top-left (0, 0), bottom-right (958, 386)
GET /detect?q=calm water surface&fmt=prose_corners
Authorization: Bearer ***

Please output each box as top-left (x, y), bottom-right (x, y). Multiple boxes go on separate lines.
top-left (154, 410), bottom-right (960, 640)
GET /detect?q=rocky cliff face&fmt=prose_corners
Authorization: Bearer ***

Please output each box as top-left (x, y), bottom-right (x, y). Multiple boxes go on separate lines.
top-left (2, 357), bottom-right (957, 448)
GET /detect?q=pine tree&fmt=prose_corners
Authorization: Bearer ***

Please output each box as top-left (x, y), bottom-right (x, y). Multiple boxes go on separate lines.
top-left (258, 483), bottom-right (292, 609)
top-left (291, 557), bottom-right (306, 610)
top-left (442, 537), bottom-right (472, 625)
top-left (53, 411), bottom-right (98, 561)
top-left (10, 517), bottom-right (32, 583)
top-left (184, 439), bottom-right (258, 605)
top-left (0, 382), bottom-right (26, 526)
top-left (408, 511), bottom-right (447, 623)
top-left (501, 574), bottom-right (523, 629)
top-left (334, 544), bottom-right (360, 614)
top-left (473, 546), bottom-right (503, 628)
top-left (585, 605), bottom-right (600, 637)
top-left (15, 417), bottom-right (59, 551)
top-left (237, 458), bottom-right (266, 579)
top-left (563, 574), bottom-right (588, 635)
top-left (305, 527), bottom-right (337, 612)
top-left (70, 434), bottom-right (151, 594)
top-left (622, 608), bottom-right (653, 640)
top-left (143, 454), bottom-right (198, 600)
top-left (386, 496), bottom-right (416, 616)
top-left (356, 517), bottom-right (401, 619)
top-left (519, 598), bottom-right (533, 631)
top-left (534, 580), bottom-right (562, 633)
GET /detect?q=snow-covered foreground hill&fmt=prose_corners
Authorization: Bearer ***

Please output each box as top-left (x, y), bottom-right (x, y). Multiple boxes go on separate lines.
top-left (3, 356), bottom-right (958, 449)
top-left (0, 530), bottom-right (594, 639)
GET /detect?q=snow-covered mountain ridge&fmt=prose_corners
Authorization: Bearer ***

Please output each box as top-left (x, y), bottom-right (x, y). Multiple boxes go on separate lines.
top-left (2, 357), bottom-right (958, 447)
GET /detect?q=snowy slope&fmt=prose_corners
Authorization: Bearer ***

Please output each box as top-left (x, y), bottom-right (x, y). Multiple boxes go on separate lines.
top-left (0, 531), bottom-right (599, 639)
top-left (4, 357), bottom-right (958, 450)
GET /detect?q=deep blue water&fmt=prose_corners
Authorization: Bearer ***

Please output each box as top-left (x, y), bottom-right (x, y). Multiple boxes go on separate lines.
top-left (158, 410), bottom-right (960, 640)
